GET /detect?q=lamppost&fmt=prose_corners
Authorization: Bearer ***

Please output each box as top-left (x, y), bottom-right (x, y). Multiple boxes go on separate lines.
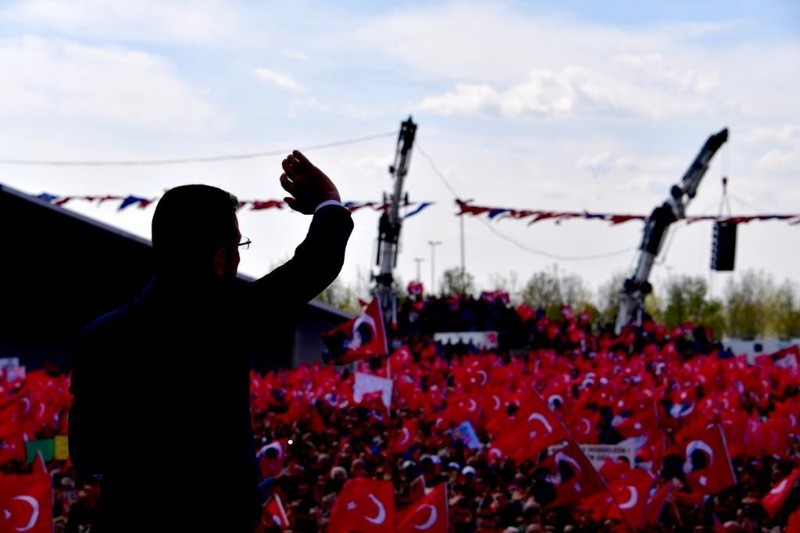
top-left (428, 240), bottom-right (441, 295)
top-left (414, 257), bottom-right (424, 282)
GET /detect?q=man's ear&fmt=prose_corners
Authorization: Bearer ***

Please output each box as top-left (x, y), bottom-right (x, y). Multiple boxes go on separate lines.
top-left (212, 247), bottom-right (227, 277)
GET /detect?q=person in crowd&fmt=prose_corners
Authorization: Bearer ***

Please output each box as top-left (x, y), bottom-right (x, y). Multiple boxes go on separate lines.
top-left (67, 150), bottom-right (354, 532)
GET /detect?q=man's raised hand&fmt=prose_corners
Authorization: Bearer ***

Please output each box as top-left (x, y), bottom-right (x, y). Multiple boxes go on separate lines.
top-left (280, 150), bottom-right (341, 215)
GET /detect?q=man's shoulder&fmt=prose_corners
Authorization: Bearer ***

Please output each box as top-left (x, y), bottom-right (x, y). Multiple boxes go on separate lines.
top-left (81, 280), bottom-right (155, 339)
top-left (80, 300), bottom-right (137, 340)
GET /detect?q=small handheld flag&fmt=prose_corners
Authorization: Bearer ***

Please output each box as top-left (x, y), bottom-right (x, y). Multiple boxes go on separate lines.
top-left (321, 297), bottom-right (388, 364)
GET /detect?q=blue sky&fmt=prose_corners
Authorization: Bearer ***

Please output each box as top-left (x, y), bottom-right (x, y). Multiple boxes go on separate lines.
top-left (1, 0), bottom-right (798, 305)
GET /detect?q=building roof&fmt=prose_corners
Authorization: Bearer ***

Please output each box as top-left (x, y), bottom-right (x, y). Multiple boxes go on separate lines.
top-left (0, 183), bottom-right (352, 369)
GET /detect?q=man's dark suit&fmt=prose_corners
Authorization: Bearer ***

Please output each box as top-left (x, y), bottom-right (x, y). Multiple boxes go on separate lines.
top-left (68, 204), bottom-right (353, 532)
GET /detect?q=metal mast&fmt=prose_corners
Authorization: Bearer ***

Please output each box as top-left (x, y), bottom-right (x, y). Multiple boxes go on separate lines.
top-left (375, 116), bottom-right (417, 328)
top-left (615, 128), bottom-right (728, 334)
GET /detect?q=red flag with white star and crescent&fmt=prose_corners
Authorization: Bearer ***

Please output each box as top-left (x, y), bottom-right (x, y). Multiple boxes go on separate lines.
top-left (0, 452), bottom-right (52, 533)
top-left (398, 482), bottom-right (448, 533)
top-left (329, 478), bottom-right (396, 533)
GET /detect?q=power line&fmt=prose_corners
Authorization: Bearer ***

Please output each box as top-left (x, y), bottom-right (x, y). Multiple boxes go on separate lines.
top-left (416, 142), bottom-right (637, 262)
top-left (481, 222), bottom-right (637, 261)
top-left (0, 131), bottom-right (396, 167)
top-left (415, 144), bottom-right (461, 198)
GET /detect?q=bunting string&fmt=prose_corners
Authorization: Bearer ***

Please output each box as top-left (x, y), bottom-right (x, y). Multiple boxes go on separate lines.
top-left (35, 193), bottom-right (434, 219)
top-left (454, 200), bottom-right (800, 226)
top-left (35, 193), bottom-right (800, 226)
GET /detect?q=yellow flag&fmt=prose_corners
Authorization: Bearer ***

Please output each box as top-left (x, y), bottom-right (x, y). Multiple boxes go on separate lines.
top-left (54, 435), bottom-right (69, 460)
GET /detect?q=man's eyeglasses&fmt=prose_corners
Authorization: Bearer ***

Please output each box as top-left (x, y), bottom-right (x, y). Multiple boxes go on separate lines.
top-left (237, 237), bottom-right (252, 250)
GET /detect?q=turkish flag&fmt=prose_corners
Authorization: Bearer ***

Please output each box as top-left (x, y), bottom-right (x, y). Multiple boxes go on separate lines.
top-left (0, 453), bottom-right (52, 533)
top-left (584, 464), bottom-right (653, 529)
top-left (640, 481), bottom-right (674, 527)
top-left (261, 492), bottom-right (290, 530)
top-left (322, 298), bottom-right (388, 365)
top-left (398, 483), bottom-right (448, 533)
top-left (438, 391), bottom-right (481, 428)
top-left (390, 419), bottom-right (418, 455)
top-left (719, 411), bottom-right (758, 459)
top-left (329, 478), bottom-right (395, 533)
top-left (605, 472), bottom-right (653, 528)
top-left (565, 408), bottom-right (599, 444)
top-left (762, 466), bottom-right (800, 519)
top-left (0, 394), bottom-right (26, 466)
top-left (788, 507), bottom-right (800, 533)
top-left (494, 391), bottom-right (569, 464)
top-left (683, 424), bottom-right (737, 495)
top-left (532, 440), bottom-right (606, 508)
top-left (758, 418), bottom-right (790, 457)
top-left (309, 404), bottom-right (326, 434)
top-left (257, 439), bottom-right (288, 479)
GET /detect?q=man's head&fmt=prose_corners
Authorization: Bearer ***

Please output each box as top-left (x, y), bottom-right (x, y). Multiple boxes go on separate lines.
top-left (151, 184), bottom-right (242, 279)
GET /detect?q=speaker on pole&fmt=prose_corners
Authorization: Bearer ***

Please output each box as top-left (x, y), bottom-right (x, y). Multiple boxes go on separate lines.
top-left (711, 221), bottom-right (737, 271)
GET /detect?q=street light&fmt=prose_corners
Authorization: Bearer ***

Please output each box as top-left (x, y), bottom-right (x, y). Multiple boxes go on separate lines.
top-left (413, 257), bottom-right (424, 282)
top-left (428, 241), bottom-right (441, 295)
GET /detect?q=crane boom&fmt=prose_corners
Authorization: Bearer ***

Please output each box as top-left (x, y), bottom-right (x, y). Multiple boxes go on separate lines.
top-left (615, 128), bottom-right (729, 334)
top-left (375, 117), bottom-right (417, 327)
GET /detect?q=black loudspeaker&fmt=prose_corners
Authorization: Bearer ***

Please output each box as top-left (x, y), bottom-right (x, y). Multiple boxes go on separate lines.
top-left (711, 221), bottom-right (737, 271)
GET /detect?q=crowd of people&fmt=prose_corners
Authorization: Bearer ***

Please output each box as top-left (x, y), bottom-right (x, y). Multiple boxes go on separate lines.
top-left (2, 295), bottom-right (799, 532)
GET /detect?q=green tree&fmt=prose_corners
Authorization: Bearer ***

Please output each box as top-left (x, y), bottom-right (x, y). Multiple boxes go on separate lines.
top-left (316, 278), bottom-right (360, 314)
top-left (521, 265), bottom-right (591, 318)
top-left (724, 269), bottom-right (775, 339)
top-left (701, 299), bottom-right (726, 340)
top-left (522, 270), bottom-right (562, 315)
top-left (440, 267), bottom-right (475, 297)
top-left (488, 270), bottom-right (521, 303)
top-left (659, 275), bottom-right (706, 326)
top-left (766, 280), bottom-right (800, 338)
top-left (655, 274), bottom-right (725, 338)
top-left (596, 271), bottom-right (627, 326)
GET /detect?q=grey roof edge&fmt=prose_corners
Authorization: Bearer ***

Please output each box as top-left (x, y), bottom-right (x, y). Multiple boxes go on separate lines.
top-left (306, 298), bottom-right (356, 319)
top-left (2, 182), bottom-right (355, 320)
top-left (0, 182), bottom-right (153, 247)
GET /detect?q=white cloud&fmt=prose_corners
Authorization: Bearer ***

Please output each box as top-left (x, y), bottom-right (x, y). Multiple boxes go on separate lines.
top-left (415, 84), bottom-right (500, 116)
top-left (0, 1), bottom-right (797, 298)
top-left (748, 124), bottom-right (800, 144)
top-left (577, 151), bottom-right (642, 177)
top-left (289, 96), bottom-right (382, 119)
top-left (359, 4), bottom-right (797, 121)
top-left (254, 68), bottom-right (303, 92)
top-left (0, 0), bottom-right (244, 45)
top-left (0, 37), bottom-right (228, 132)
top-left (280, 50), bottom-right (309, 61)
top-left (756, 147), bottom-right (800, 175)
top-left (742, 125), bottom-right (800, 176)
top-left (415, 64), bottom-right (722, 119)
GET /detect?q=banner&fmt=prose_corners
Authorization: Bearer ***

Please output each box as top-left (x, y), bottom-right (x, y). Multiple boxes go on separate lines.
top-left (433, 331), bottom-right (499, 350)
top-left (577, 444), bottom-right (637, 471)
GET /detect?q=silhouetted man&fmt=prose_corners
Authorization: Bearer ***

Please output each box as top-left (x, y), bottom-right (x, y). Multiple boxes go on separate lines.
top-left (69, 150), bottom-right (353, 532)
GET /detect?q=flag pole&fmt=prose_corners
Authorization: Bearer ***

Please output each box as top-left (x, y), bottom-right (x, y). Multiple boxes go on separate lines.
top-left (445, 482), bottom-right (450, 533)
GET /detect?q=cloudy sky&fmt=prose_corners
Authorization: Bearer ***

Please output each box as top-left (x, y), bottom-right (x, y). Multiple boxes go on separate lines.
top-left (1, 0), bottom-right (798, 303)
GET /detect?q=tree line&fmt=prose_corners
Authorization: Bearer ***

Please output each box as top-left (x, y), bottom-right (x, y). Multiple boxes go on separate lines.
top-left (317, 265), bottom-right (800, 340)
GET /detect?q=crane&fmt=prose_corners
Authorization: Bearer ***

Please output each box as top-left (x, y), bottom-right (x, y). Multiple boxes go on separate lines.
top-left (615, 128), bottom-right (729, 334)
top-left (374, 116), bottom-right (417, 328)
